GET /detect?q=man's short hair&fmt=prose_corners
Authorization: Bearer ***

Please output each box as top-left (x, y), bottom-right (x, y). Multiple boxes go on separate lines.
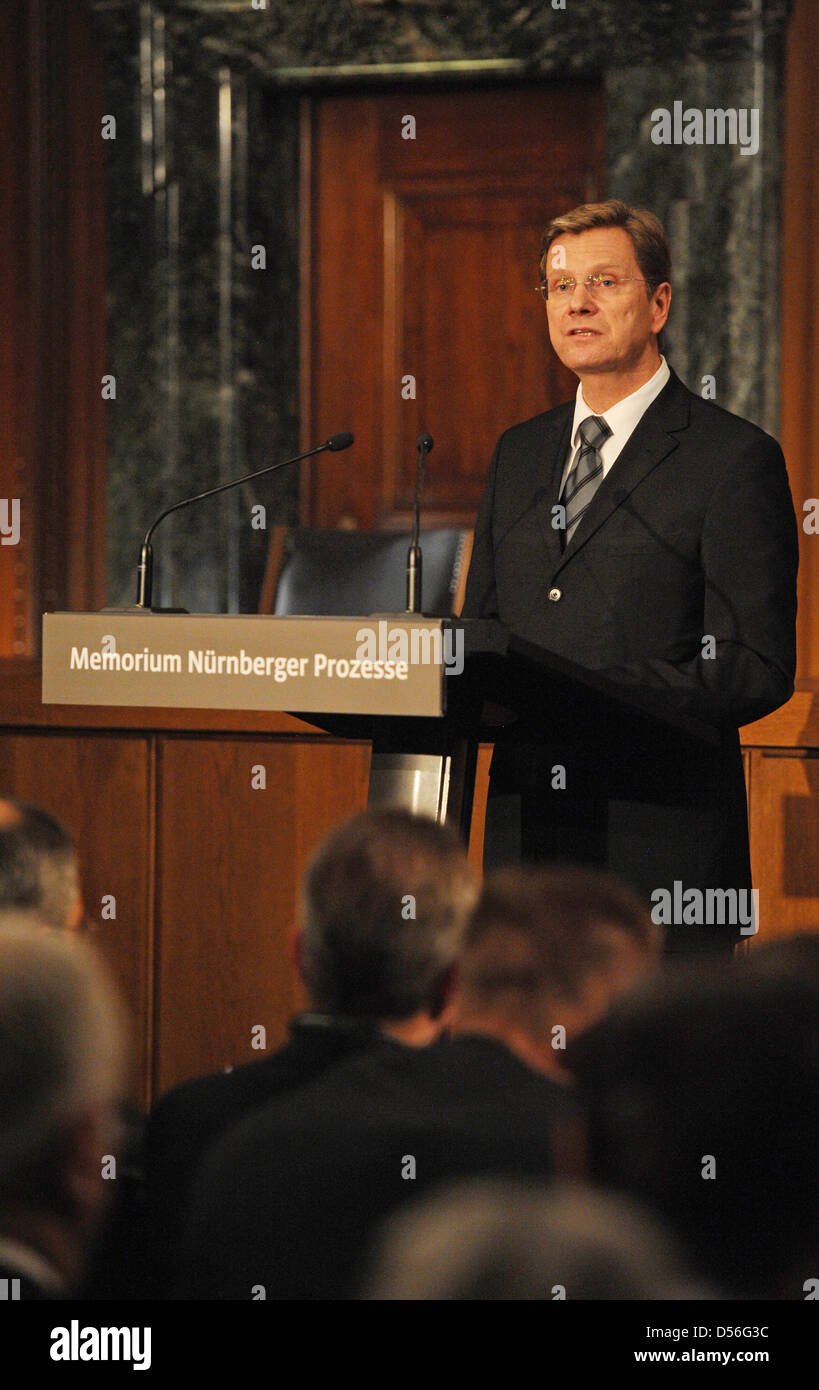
top-left (300, 808), bottom-right (478, 1019)
top-left (0, 799), bottom-right (80, 930)
top-left (0, 916), bottom-right (126, 1197)
top-left (460, 865), bottom-right (660, 1015)
top-left (539, 198), bottom-right (672, 299)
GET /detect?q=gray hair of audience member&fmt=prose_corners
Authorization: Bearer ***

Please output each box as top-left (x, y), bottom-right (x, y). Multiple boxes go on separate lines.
top-left (459, 866), bottom-right (661, 1018)
top-left (363, 1180), bottom-right (711, 1300)
top-left (0, 798), bottom-right (80, 930)
top-left (299, 808), bottom-right (479, 1019)
top-left (0, 917), bottom-right (126, 1196)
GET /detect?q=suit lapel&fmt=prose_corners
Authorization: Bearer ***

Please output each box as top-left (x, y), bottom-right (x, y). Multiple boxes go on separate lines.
top-left (526, 404), bottom-right (574, 564)
top-left (555, 370), bottom-right (692, 571)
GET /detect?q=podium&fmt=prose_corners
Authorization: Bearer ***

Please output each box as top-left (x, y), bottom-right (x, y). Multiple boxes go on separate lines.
top-left (37, 609), bottom-right (733, 1093)
top-left (42, 611), bottom-right (718, 842)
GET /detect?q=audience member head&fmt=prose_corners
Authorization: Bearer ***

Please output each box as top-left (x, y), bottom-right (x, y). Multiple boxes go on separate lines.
top-left (298, 808), bottom-right (479, 1043)
top-left (0, 917), bottom-right (127, 1293)
top-left (453, 866), bottom-right (660, 1077)
top-left (364, 1179), bottom-right (707, 1300)
top-left (0, 798), bottom-right (82, 931)
top-left (567, 961), bottom-right (819, 1298)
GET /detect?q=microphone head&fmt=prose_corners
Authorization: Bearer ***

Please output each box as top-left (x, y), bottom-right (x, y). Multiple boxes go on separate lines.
top-left (417, 434), bottom-right (434, 454)
top-left (325, 432), bottom-right (354, 452)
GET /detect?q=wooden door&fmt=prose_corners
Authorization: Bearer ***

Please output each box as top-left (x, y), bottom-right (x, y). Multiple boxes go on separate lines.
top-left (301, 82), bottom-right (603, 530)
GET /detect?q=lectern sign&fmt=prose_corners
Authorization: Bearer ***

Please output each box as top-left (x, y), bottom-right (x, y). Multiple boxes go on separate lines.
top-left (42, 613), bottom-right (447, 717)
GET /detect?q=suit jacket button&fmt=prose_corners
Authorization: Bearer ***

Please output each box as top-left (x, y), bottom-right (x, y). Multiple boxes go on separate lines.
top-left (548, 587), bottom-right (562, 602)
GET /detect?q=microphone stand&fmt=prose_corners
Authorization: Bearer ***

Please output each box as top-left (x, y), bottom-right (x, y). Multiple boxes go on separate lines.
top-left (116, 434), bottom-right (354, 613)
top-left (406, 434), bottom-right (433, 613)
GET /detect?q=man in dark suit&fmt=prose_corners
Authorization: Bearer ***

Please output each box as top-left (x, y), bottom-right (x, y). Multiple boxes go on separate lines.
top-left (143, 808), bottom-right (478, 1295)
top-left (176, 865), bottom-right (659, 1300)
top-left (463, 198), bottom-right (798, 953)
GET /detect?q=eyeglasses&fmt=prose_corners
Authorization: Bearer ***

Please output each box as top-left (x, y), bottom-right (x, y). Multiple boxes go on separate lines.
top-left (537, 273), bottom-right (651, 302)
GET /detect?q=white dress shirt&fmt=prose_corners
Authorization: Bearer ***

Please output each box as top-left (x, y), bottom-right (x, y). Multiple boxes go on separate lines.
top-left (560, 356), bottom-right (671, 491)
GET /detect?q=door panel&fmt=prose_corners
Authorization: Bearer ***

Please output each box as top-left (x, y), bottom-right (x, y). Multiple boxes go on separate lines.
top-left (303, 83), bottom-right (603, 529)
top-left (153, 736), bottom-right (370, 1095)
top-left (747, 748), bottom-right (819, 944)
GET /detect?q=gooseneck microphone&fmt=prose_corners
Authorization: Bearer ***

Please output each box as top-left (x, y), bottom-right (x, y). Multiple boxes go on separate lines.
top-left (134, 433), bottom-right (354, 610)
top-left (406, 433), bottom-right (433, 613)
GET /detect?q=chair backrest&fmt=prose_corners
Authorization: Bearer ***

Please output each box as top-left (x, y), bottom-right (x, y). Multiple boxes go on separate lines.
top-left (262, 527), bottom-right (472, 617)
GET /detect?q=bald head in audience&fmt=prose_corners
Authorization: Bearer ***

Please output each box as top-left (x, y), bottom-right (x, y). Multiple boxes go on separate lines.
top-left (452, 866), bottom-right (662, 1078)
top-left (0, 798), bottom-right (83, 931)
top-left (0, 918), bottom-right (126, 1297)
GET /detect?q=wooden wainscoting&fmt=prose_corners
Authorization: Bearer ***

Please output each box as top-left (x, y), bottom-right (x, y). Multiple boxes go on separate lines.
top-left (0, 673), bottom-right (816, 1107)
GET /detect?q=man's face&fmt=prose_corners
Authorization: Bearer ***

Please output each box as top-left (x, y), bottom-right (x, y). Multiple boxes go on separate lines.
top-left (543, 226), bottom-right (670, 380)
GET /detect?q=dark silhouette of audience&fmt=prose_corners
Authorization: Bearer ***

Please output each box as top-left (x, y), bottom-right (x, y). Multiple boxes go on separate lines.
top-left (363, 1180), bottom-right (711, 1301)
top-left (567, 957), bottom-right (819, 1298)
top-left (745, 930), bottom-right (819, 985)
top-left (174, 864), bottom-right (659, 1298)
top-left (2, 792), bottom-right (817, 1304)
top-left (144, 807), bottom-right (478, 1295)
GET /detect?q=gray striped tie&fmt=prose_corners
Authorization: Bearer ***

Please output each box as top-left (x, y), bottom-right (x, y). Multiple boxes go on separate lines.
top-left (561, 415), bottom-right (612, 549)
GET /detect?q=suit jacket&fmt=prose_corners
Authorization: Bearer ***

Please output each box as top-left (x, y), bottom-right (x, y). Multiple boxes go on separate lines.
top-left (142, 1015), bottom-right (384, 1296)
top-left (176, 1034), bottom-right (576, 1300)
top-left (79, 1101), bottom-right (147, 1300)
top-left (463, 369), bottom-right (798, 944)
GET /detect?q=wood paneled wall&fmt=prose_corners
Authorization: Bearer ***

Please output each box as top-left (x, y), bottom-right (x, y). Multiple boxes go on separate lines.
top-left (782, 0), bottom-right (819, 683)
top-left (152, 735), bottom-right (370, 1098)
top-left (301, 84), bottom-right (601, 531)
top-left (0, 0), bottom-right (106, 659)
top-left (0, 691), bottom-right (372, 1107)
top-left (1, 694), bottom-right (816, 1109)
